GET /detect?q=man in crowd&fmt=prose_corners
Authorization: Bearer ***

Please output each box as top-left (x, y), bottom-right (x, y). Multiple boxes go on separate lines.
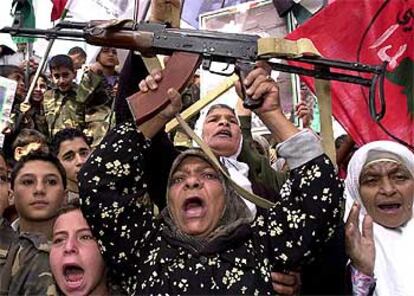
top-left (43, 54), bottom-right (109, 143)
top-left (51, 128), bottom-right (91, 202)
top-left (0, 151), bottom-right (9, 217)
top-left (68, 46), bottom-right (87, 72)
top-left (83, 47), bottom-right (120, 147)
top-left (43, 54), bottom-right (83, 140)
top-left (0, 152), bottom-right (66, 294)
top-left (12, 128), bottom-right (49, 162)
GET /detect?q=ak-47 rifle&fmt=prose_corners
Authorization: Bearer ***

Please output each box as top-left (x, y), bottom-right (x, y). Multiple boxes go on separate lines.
top-left (0, 20), bottom-right (386, 124)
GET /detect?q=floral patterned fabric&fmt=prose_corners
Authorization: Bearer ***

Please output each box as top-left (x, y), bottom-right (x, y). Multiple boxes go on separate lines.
top-left (79, 121), bottom-right (344, 295)
top-left (351, 265), bottom-right (376, 296)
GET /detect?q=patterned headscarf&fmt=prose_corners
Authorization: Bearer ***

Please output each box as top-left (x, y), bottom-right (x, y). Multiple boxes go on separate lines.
top-left (162, 148), bottom-right (254, 250)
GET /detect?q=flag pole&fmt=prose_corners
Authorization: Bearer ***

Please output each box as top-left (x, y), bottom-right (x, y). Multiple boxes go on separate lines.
top-left (22, 2), bottom-right (71, 104)
top-left (142, 0), bottom-right (151, 20)
top-left (134, 0), bottom-right (139, 23)
top-left (286, 11), bottom-right (301, 126)
top-left (24, 41), bottom-right (32, 91)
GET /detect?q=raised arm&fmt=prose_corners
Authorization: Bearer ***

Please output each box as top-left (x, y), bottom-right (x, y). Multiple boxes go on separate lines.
top-left (79, 121), bottom-right (154, 278)
top-left (264, 130), bottom-right (343, 270)
top-left (79, 85), bottom-right (182, 283)
top-left (236, 99), bottom-right (288, 202)
top-left (240, 66), bottom-right (343, 269)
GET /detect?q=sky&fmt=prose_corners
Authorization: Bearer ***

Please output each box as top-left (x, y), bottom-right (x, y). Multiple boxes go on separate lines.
top-left (0, 0), bottom-right (87, 58)
top-left (0, 0), bottom-right (190, 63)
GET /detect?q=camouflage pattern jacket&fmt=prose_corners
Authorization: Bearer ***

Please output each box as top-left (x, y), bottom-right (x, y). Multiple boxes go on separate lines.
top-left (26, 103), bottom-right (49, 137)
top-left (43, 85), bottom-right (86, 141)
top-left (9, 103), bottom-right (49, 138)
top-left (43, 71), bottom-right (114, 146)
top-left (82, 70), bottom-right (117, 148)
top-left (0, 219), bottom-right (57, 295)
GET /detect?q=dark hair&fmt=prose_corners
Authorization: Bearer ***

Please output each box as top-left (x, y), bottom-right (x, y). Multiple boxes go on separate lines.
top-left (206, 104), bottom-right (236, 117)
top-left (68, 46), bottom-right (86, 58)
top-left (29, 71), bottom-right (49, 85)
top-left (0, 65), bottom-right (23, 78)
top-left (0, 149), bottom-right (6, 164)
top-left (50, 128), bottom-right (90, 156)
top-left (49, 54), bottom-right (74, 72)
top-left (12, 129), bottom-right (48, 152)
top-left (29, 72), bottom-right (50, 103)
top-left (11, 151), bottom-right (67, 190)
top-left (53, 201), bottom-right (80, 233)
top-left (96, 47), bottom-right (117, 62)
top-left (56, 199), bottom-right (81, 217)
top-left (0, 45), bottom-right (16, 56)
top-left (335, 134), bottom-right (349, 149)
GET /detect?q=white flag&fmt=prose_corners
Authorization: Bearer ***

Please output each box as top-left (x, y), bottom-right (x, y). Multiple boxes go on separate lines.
top-left (0, 77), bottom-right (17, 148)
top-left (64, 0), bottom-right (146, 66)
top-left (66, 0), bottom-right (135, 21)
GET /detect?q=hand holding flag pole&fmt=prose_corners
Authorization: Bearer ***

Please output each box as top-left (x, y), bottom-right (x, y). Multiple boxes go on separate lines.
top-left (20, 0), bottom-right (71, 108)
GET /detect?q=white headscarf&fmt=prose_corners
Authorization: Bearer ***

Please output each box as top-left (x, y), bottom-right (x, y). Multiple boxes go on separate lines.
top-left (195, 105), bottom-right (257, 217)
top-left (218, 132), bottom-right (257, 217)
top-left (344, 140), bottom-right (414, 296)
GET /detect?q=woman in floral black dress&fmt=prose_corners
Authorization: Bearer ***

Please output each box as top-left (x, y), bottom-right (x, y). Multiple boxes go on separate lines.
top-left (79, 66), bottom-right (343, 295)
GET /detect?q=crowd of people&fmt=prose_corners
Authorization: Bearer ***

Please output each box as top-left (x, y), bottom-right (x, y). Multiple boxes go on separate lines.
top-left (0, 2), bottom-right (413, 295)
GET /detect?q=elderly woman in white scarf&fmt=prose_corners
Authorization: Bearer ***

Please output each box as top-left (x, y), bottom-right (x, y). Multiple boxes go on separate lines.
top-left (195, 103), bottom-right (286, 216)
top-left (345, 140), bottom-right (414, 296)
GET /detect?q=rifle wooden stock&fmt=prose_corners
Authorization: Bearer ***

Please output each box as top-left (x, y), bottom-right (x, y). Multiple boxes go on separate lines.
top-left (85, 29), bottom-right (155, 53)
top-left (127, 52), bottom-right (201, 125)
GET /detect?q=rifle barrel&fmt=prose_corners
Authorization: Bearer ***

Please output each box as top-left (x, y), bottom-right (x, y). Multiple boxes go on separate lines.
top-left (56, 21), bottom-right (89, 29)
top-left (0, 26), bottom-right (85, 40)
top-left (269, 61), bottom-right (373, 86)
top-left (288, 56), bottom-right (382, 74)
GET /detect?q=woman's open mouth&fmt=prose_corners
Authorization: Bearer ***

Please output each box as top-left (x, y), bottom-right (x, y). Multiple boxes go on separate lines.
top-left (377, 203), bottom-right (402, 213)
top-left (215, 129), bottom-right (232, 138)
top-left (182, 196), bottom-right (207, 219)
top-left (63, 264), bottom-right (85, 289)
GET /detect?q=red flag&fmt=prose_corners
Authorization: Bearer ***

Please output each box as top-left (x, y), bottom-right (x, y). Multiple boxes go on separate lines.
top-left (51, 0), bottom-right (68, 21)
top-left (287, 0), bottom-right (414, 148)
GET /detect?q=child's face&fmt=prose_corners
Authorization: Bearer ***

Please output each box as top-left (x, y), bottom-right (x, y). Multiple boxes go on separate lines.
top-left (69, 53), bottom-right (86, 71)
top-left (97, 47), bottom-right (118, 68)
top-left (31, 76), bottom-right (48, 102)
top-left (51, 66), bottom-right (75, 93)
top-left (8, 72), bottom-right (26, 100)
top-left (11, 160), bottom-right (65, 224)
top-left (50, 209), bottom-right (107, 296)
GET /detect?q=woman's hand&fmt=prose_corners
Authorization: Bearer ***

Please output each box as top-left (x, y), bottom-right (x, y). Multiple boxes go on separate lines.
top-left (138, 69), bottom-right (182, 121)
top-left (271, 271), bottom-right (301, 296)
top-left (345, 202), bottom-right (375, 276)
top-left (235, 61), bottom-right (281, 116)
top-left (149, 0), bottom-right (181, 26)
top-left (295, 101), bottom-right (312, 128)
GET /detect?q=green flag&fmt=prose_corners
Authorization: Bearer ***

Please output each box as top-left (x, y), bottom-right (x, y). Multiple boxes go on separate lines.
top-left (12, 0), bottom-right (36, 44)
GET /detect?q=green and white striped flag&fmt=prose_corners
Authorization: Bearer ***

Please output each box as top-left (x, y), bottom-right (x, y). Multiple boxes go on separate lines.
top-left (11, 0), bottom-right (36, 44)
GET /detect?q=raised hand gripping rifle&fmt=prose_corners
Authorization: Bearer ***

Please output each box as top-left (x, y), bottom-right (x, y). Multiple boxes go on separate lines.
top-left (0, 20), bottom-right (386, 124)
